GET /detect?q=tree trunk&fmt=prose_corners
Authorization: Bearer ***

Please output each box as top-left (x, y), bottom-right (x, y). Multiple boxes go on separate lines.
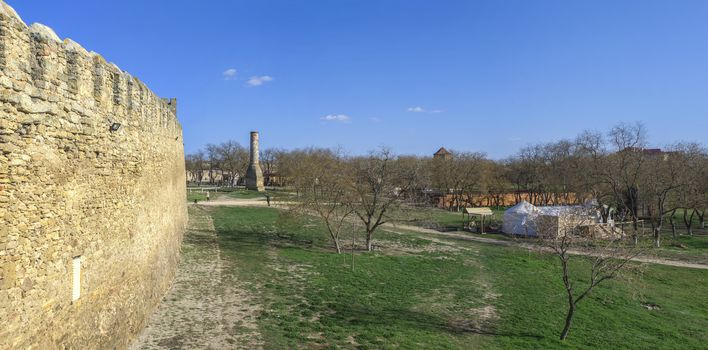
top-left (560, 301), bottom-right (575, 340)
top-left (631, 219), bottom-right (639, 245)
top-left (350, 233), bottom-right (356, 271)
top-left (697, 210), bottom-right (705, 229)
top-left (366, 230), bottom-right (374, 251)
top-left (683, 209), bottom-right (694, 236)
top-left (654, 227), bottom-right (661, 248)
top-left (669, 213), bottom-right (676, 240)
top-left (334, 239), bottom-right (342, 254)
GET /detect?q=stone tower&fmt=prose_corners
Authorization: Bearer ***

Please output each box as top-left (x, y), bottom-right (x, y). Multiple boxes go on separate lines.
top-left (245, 131), bottom-right (265, 191)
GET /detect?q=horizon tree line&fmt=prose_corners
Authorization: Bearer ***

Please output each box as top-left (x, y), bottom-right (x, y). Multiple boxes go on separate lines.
top-left (185, 122), bottom-right (707, 248)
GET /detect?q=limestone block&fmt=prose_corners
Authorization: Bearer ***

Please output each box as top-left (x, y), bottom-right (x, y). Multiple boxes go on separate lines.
top-left (28, 23), bottom-right (61, 44)
top-left (0, 1), bottom-right (23, 25)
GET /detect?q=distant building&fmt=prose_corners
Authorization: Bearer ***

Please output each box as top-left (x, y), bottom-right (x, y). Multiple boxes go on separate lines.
top-left (434, 147), bottom-right (452, 160)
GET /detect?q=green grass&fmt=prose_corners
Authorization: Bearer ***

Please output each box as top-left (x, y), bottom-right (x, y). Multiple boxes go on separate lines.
top-left (186, 192), bottom-right (208, 202)
top-left (211, 206), bottom-right (487, 349)
top-left (207, 206), bottom-right (708, 349)
top-left (480, 243), bottom-right (708, 349)
top-left (654, 234), bottom-right (708, 264)
top-left (391, 206), bottom-right (507, 232)
top-left (223, 189), bottom-right (268, 199)
top-left (474, 239), bottom-right (707, 349)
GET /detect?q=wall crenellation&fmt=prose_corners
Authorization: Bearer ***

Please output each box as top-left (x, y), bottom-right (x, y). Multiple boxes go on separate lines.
top-left (0, 1), bottom-right (187, 348)
top-left (0, 9), bottom-right (179, 135)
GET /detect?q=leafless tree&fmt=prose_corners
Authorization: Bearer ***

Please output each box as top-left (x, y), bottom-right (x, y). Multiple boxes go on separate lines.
top-left (674, 143), bottom-right (708, 235)
top-left (486, 161), bottom-right (509, 207)
top-left (349, 149), bottom-right (422, 251)
top-left (218, 140), bottom-right (249, 186)
top-left (641, 145), bottom-right (686, 247)
top-left (286, 148), bottom-right (354, 253)
top-left (532, 208), bottom-right (645, 340)
top-left (185, 151), bottom-right (207, 185)
top-left (429, 150), bottom-right (488, 209)
top-left (598, 123), bottom-right (649, 244)
top-left (205, 143), bottom-right (222, 185)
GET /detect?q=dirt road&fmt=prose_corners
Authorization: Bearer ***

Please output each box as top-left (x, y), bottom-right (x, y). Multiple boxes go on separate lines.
top-left (386, 223), bottom-right (708, 270)
top-left (130, 206), bottom-right (263, 350)
top-left (192, 197), bottom-right (708, 270)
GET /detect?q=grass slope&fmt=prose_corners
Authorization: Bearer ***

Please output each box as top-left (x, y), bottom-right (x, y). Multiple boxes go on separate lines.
top-left (209, 206), bottom-right (708, 349)
top-left (480, 245), bottom-right (708, 349)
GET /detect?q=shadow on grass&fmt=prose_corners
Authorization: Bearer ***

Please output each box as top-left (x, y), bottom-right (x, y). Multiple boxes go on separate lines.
top-left (671, 234), bottom-right (708, 249)
top-left (216, 226), bottom-right (544, 344)
top-left (321, 302), bottom-right (543, 340)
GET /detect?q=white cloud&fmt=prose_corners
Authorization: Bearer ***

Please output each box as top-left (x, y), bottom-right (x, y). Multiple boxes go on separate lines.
top-left (247, 75), bottom-right (273, 86)
top-left (407, 106), bottom-right (425, 113)
top-left (223, 68), bottom-right (237, 80)
top-left (407, 106), bottom-right (442, 114)
top-left (321, 114), bottom-right (351, 122)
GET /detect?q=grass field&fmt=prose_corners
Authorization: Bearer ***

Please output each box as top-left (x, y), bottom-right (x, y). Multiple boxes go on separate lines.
top-left (186, 188), bottom-right (286, 202)
top-left (207, 206), bottom-right (708, 349)
top-left (186, 191), bottom-right (208, 202)
top-left (406, 206), bottom-right (708, 263)
top-left (223, 189), bottom-right (269, 199)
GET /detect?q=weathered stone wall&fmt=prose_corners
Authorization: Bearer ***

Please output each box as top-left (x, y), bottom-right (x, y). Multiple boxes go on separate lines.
top-left (0, 2), bottom-right (187, 348)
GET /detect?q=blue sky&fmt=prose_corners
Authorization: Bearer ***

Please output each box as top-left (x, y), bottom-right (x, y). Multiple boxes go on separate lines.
top-left (11, 0), bottom-right (708, 158)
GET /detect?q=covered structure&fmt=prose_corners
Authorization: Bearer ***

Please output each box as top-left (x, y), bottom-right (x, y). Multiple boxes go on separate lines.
top-left (463, 207), bottom-right (494, 233)
top-left (502, 201), bottom-right (601, 237)
top-left (502, 201), bottom-right (538, 236)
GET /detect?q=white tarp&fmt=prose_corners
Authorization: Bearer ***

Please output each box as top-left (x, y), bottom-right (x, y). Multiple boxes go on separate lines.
top-left (502, 200), bottom-right (539, 236)
top-left (502, 201), bottom-right (600, 236)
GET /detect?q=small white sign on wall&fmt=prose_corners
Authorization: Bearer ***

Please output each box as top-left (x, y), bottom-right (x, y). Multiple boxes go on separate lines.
top-left (72, 256), bottom-right (81, 302)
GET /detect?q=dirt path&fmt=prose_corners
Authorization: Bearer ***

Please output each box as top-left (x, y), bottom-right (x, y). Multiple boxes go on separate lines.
top-left (129, 206), bottom-right (263, 350)
top-left (386, 223), bottom-right (708, 270)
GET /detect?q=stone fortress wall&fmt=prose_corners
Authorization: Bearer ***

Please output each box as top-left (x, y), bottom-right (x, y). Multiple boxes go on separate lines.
top-left (0, 1), bottom-right (187, 348)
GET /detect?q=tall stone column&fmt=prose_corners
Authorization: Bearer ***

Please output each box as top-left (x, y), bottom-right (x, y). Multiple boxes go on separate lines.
top-left (245, 131), bottom-right (265, 191)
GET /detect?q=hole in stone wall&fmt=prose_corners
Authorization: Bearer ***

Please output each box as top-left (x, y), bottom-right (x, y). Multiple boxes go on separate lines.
top-left (72, 256), bottom-right (81, 302)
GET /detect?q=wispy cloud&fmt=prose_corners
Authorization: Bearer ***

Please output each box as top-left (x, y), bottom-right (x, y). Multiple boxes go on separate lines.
top-left (321, 114), bottom-right (351, 123)
top-left (407, 106), bottom-right (442, 114)
top-left (407, 106), bottom-right (425, 113)
top-left (247, 75), bottom-right (273, 86)
top-left (223, 68), bottom-right (237, 80)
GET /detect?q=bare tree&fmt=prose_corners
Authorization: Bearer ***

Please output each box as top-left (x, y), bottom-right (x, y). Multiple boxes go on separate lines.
top-left (349, 149), bottom-right (422, 251)
top-left (286, 148), bottom-right (353, 253)
top-left (641, 147), bottom-right (683, 247)
top-left (260, 147), bottom-right (285, 186)
top-left (193, 150), bottom-right (207, 185)
top-left (218, 140), bottom-right (249, 186)
top-left (455, 151), bottom-right (489, 207)
top-left (185, 153), bottom-right (197, 184)
top-left (532, 208), bottom-right (645, 340)
top-left (674, 143), bottom-right (708, 235)
top-left (205, 143), bottom-right (222, 185)
top-left (486, 161), bottom-right (509, 207)
top-left (597, 123), bottom-right (649, 244)
top-left (429, 150), bottom-right (488, 210)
